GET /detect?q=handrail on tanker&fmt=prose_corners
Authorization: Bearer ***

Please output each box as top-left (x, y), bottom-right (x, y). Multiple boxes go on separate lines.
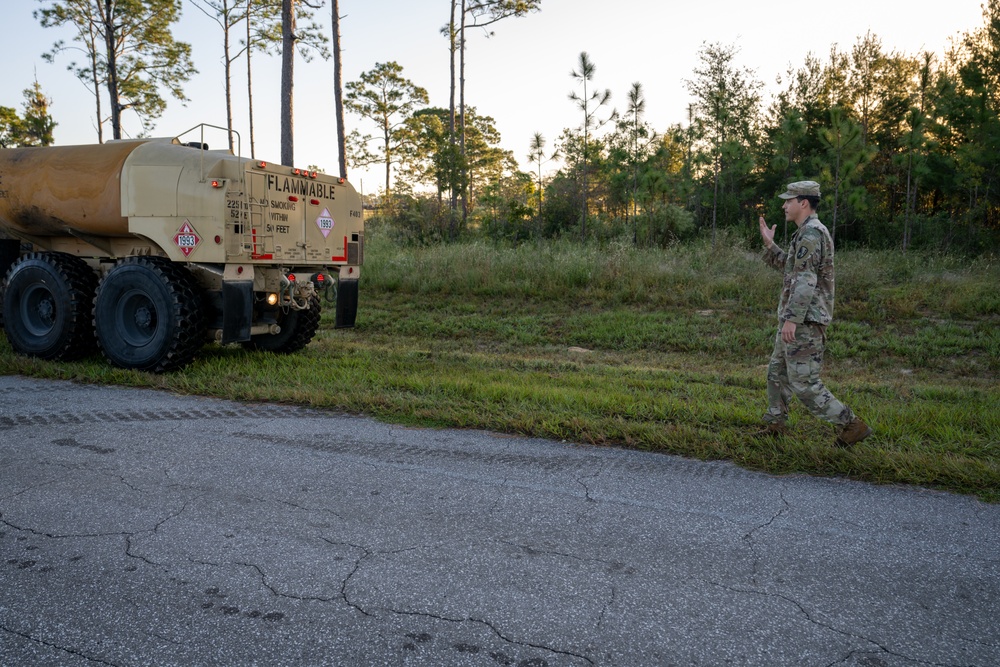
top-left (174, 123), bottom-right (243, 187)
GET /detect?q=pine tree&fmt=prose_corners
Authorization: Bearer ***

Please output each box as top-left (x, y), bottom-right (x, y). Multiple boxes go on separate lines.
top-left (685, 41), bottom-right (762, 246)
top-left (345, 61), bottom-right (429, 196)
top-left (20, 79), bottom-right (57, 146)
top-left (569, 51), bottom-right (615, 238)
top-left (36, 0), bottom-right (196, 140)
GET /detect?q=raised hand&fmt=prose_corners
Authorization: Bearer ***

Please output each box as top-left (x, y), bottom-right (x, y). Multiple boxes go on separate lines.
top-left (759, 215), bottom-right (776, 249)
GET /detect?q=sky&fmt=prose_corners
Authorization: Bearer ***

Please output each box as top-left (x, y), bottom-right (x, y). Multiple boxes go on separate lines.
top-left (1, 0), bottom-right (988, 195)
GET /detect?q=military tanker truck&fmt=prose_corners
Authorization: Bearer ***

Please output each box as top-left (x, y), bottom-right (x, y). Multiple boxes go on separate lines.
top-left (0, 125), bottom-right (363, 372)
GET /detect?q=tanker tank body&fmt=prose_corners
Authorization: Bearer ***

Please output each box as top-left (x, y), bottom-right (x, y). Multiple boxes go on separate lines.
top-left (0, 127), bottom-right (364, 372)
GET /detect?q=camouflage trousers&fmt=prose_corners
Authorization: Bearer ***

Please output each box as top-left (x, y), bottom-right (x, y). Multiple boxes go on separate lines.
top-left (764, 321), bottom-right (854, 427)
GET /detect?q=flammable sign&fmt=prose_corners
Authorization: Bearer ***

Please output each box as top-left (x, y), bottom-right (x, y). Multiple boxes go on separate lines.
top-left (316, 208), bottom-right (335, 238)
top-left (173, 220), bottom-right (201, 257)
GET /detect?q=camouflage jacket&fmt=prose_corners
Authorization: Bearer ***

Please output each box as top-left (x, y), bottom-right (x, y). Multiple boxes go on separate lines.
top-left (762, 214), bottom-right (835, 325)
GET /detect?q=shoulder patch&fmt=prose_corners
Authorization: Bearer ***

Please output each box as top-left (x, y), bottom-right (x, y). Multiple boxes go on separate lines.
top-left (796, 245), bottom-right (809, 259)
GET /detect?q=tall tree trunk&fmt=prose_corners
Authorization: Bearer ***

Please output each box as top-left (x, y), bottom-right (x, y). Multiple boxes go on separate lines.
top-left (223, 0), bottom-right (234, 152)
top-left (537, 162), bottom-right (543, 227)
top-left (280, 0), bottom-right (296, 166)
top-left (903, 151), bottom-right (913, 253)
top-left (90, 33), bottom-right (104, 144)
top-left (383, 122), bottom-right (391, 195)
top-left (102, 0), bottom-right (122, 140)
top-left (581, 74), bottom-right (589, 239)
top-left (832, 150), bottom-right (842, 242)
top-left (448, 0), bottom-right (458, 217)
top-left (632, 118), bottom-right (638, 244)
top-left (711, 153), bottom-right (719, 247)
top-left (247, 0), bottom-right (256, 158)
top-left (332, 0), bottom-right (347, 178)
top-left (459, 0), bottom-right (468, 226)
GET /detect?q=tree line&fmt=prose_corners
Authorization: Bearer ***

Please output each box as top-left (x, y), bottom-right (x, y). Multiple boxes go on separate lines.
top-left (3, 1), bottom-right (1000, 253)
top-left (347, 1), bottom-right (1000, 254)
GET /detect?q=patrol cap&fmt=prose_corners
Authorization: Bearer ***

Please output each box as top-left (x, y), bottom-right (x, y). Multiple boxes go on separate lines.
top-left (778, 180), bottom-right (821, 199)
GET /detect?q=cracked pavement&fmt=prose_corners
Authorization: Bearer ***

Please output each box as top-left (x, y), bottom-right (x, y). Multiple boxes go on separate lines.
top-left (1, 375), bottom-right (998, 666)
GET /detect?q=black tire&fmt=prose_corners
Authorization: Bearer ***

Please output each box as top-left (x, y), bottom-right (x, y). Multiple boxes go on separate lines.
top-left (1, 252), bottom-right (98, 360)
top-left (93, 256), bottom-right (206, 372)
top-left (241, 296), bottom-right (321, 354)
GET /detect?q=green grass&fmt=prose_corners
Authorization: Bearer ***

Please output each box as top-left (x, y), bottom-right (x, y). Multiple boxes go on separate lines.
top-left (3, 231), bottom-right (998, 500)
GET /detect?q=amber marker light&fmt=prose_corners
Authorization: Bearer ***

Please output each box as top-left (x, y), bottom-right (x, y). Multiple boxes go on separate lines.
top-left (211, 180), bottom-right (223, 188)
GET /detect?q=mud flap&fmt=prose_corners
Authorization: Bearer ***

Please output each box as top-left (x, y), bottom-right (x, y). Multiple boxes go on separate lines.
top-left (0, 239), bottom-right (20, 279)
top-left (0, 239), bottom-right (23, 329)
top-left (335, 279), bottom-right (358, 328)
top-left (222, 280), bottom-right (253, 343)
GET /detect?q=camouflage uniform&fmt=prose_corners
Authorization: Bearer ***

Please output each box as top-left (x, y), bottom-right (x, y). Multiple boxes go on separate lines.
top-left (762, 214), bottom-right (854, 427)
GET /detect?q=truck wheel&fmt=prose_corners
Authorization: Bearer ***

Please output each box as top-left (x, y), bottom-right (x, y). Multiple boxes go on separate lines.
top-left (1, 252), bottom-right (98, 360)
top-left (242, 296), bottom-right (321, 354)
top-left (93, 257), bottom-right (205, 372)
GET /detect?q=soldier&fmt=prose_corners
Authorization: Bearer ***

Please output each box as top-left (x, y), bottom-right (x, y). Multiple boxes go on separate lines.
top-left (756, 180), bottom-right (872, 447)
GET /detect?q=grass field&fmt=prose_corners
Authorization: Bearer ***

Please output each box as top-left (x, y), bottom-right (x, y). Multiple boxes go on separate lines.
top-left (2, 230), bottom-right (998, 500)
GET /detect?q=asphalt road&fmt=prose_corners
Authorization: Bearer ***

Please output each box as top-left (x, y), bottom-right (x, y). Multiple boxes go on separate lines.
top-left (1, 375), bottom-right (997, 667)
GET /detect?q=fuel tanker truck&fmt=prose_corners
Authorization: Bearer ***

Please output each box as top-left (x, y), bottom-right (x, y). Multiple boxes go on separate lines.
top-left (0, 125), bottom-right (363, 372)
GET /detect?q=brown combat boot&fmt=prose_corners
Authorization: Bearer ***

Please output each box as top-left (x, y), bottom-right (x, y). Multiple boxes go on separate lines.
top-left (835, 417), bottom-right (873, 448)
top-left (753, 422), bottom-right (790, 438)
